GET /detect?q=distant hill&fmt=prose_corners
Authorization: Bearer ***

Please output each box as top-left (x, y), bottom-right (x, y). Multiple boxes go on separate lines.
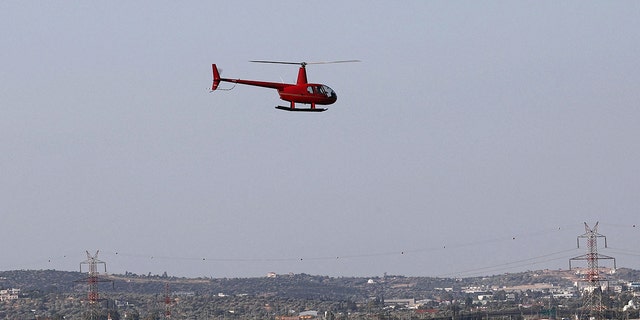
top-left (2, 268), bottom-right (639, 301)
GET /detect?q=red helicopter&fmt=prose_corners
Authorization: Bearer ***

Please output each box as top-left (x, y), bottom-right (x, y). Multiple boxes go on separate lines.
top-left (210, 60), bottom-right (359, 112)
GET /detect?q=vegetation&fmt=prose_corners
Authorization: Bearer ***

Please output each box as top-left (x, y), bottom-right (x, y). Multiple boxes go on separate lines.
top-left (1, 269), bottom-right (639, 320)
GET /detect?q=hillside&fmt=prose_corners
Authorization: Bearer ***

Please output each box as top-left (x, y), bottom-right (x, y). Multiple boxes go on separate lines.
top-left (3, 268), bottom-right (640, 319)
top-left (3, 268), bottom-right (639, 300)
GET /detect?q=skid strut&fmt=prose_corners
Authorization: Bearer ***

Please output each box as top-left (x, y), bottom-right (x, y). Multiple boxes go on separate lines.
top-left (276, 106), bottom-right (326, 112)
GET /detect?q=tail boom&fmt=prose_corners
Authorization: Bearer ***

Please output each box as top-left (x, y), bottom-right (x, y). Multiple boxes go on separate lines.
top-left (211, 63), bottom-right (290, 91)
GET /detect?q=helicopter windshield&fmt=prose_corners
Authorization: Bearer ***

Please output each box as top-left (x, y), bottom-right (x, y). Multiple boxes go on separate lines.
top-left (318, 85), bottom-right (334, 97)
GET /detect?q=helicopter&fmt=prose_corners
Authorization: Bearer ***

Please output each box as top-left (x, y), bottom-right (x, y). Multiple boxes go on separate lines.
top-left (210, 60), bottom-right (359, 112)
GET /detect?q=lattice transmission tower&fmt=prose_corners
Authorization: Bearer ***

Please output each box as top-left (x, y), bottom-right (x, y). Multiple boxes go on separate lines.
top-left (163, 283), bottom-right (176, 319)
top-left (569, 222), bottom-right (616, 320)
top-left (77, 250), bottom-right (113, 320)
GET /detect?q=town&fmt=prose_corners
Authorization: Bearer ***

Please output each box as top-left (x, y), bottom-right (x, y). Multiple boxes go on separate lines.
top-left (1, 267), bottom-right (640, 320)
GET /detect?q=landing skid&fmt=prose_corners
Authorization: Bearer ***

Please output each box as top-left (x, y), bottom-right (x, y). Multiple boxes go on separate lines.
top-left (275, 106), bottom-right (327, 112)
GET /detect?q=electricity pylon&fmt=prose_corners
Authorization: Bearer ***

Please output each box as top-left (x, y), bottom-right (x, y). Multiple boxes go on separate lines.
top-left (569, 222), bottom-right (616, 320)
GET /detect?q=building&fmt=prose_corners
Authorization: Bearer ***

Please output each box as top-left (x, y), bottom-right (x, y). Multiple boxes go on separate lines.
top-left (0, 288), bottom-right (20, 301)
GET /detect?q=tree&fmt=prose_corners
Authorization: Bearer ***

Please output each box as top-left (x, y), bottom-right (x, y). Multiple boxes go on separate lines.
top-left (465, 295), bottom-right (474, 310)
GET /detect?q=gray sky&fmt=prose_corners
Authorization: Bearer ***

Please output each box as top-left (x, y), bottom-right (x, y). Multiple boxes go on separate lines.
top-left (1, 1), bottom-right (639, 278)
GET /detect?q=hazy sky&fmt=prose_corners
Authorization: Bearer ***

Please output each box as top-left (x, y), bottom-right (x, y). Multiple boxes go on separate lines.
top-left (1, 1), bottom-right (639, 278)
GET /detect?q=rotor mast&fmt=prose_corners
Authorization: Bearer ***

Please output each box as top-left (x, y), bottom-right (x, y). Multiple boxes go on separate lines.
top-left (296, 63), bottom-right (308, 85)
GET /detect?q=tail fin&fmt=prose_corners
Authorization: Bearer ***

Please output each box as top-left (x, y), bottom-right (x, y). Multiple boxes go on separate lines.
top-left (211, 64), bottom-right (221, 91)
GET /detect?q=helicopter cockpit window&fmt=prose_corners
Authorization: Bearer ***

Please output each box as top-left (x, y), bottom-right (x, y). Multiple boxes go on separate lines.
top-left (320, 85), bottom-right (334, 97)
top-left (307, 86), bottom-right (314, 94)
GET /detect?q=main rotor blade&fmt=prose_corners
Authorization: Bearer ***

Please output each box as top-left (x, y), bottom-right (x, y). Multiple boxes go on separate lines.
top-left (250, 60), bottom-right (361, 66)
top-left (306, 60), bottom-right (361, 65)
top-left (250, 60), bottom-right (303, 65)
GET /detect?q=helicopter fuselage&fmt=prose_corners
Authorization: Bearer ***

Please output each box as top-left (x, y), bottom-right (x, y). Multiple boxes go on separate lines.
top-left (211, 63), bottom-right (338, 111)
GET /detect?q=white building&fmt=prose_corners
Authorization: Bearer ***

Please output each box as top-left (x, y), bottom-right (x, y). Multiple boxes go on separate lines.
top-left (0, 288), bottom-right (20, 301)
